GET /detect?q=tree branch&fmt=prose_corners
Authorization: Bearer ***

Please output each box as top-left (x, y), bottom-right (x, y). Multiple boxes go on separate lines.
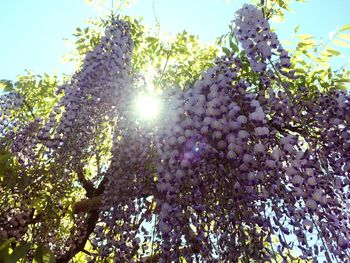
top-left (73, 196), bottom-right (102, 214)
top-left (56, 210), bottom-right (99, 263)
top-left (57, 172), bottom-right (109, 262)
top-left (76, 166), bottom-right (96, 198)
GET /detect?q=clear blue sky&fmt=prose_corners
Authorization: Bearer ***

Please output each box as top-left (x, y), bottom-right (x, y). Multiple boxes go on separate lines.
top-left (1, 0), bottom-right (350, 81)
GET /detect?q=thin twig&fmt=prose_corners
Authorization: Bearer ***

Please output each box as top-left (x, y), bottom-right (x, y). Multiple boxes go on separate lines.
top-left (22, 97), bottom-right (36, 119)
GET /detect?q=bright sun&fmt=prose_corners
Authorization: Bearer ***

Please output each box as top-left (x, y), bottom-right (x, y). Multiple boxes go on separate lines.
top-left (135, 93), bottom-right (162, 121)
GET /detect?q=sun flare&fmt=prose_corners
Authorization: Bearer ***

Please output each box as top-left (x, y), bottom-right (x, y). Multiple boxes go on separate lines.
top-left (135, 93), bottom-right (162, 121)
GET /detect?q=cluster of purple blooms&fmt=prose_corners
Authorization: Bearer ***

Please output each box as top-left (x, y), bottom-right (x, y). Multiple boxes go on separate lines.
top-left (50, 19), bottom-right (134, 159)
top-left (0, 91), bottom-right (24, 146)
top-left (152, 58), bottom-right (350, 261)
top-left (0, 4), bottom-right (349, 262)
top-left (233, 4), bottom-right (291, 72)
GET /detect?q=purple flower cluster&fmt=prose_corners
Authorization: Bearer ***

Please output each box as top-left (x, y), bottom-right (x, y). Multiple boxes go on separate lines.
top-left (0, 92), bottom-right (43, 167)
top-left (0, 209), bottom-right (30, 241)
top-left (151, 65), bottom-right (350, 261)
top-left (43, 19), bottom-right (133, 162)
top-left (155, 55), bottom-right (275, 261)
top-left (233, 4), bottom-right (291, 72)
top-left (0, 18), bottom-right (136, 256)
top-left (0, 91), bottom-right (24, 139)
top-left (95, 117), bottom-right (156, 260)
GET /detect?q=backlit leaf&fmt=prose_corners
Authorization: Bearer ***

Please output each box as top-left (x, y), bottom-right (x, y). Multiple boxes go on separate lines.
top-left (294, 25), bottom-right (300, 34)
top-left (8, 242), bottom-right (31, 263)
top-left (325, 48), bottom-right (341, 56)
top-left (333, 39), bottom-right (350, 48)
top-left (298, 34), bottom-right (315, 40)
top-left (339, 24), bottom-right (350, 32)
top-left (338, 33), bottom-right (350, 41)
top-left (33, 245), bottom-right (56, 263)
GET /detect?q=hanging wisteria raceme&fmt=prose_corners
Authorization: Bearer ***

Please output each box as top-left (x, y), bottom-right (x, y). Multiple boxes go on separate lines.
top-left (0, 3), bottom-right (350, 262)
top-left (0, 92), bottom-right (26, 157)
top-left (233, 4), bottom-right (291, 72)
top-left (148, 4), bottom-right (350, 262)
top-left (0, 91), bottom-right (24, 132)
top-left (93, 83), bottom-right (159, 261)
top-left (0, 18), bottom-right (136, 256)
top-left (1, 18), bottom-right (134, 171)
top-left (154, 55), bottom-right (275, 261)
top-left (46, 19), bottom-right (134, 161)
top-left (53, 18), bottom-right (142, 258)
top-left (232, 5), bottom-right (350, 261)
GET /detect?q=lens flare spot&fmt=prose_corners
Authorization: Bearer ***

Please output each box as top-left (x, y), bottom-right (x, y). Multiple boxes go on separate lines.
top-left (135, 93), bottom-right (161, 121)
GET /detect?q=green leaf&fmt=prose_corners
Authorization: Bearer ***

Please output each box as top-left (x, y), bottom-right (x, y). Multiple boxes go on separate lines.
top-left (325, 48), bottom-right (341, 56)
top-left (335, 78), bottom-right (350, 83)
top-left (339, 24), bottom-right (350, 32)
top-left (0, 239), bottom-right (14, 263)
top-left (315, 57), bottom-right (328, 63)
top-left (294, 25), bottom-right (300, 34)
top-left (75, 38), bottom-right (85, 44)
top-left (0, 80), bottom-right (13, 92)
top-left (339, 33), bottom-right (350, 41)
top-left (297, 39), bottom-right (317, 48)
top-left (0, 152), bottom-right (11, 164)
top-left (0, 249), bottom-right (10, 263)
top-left (333, 39), bottom-right (350, 48)
top-left (298, 34), bottom-right (315, 40)
top-left (8, 242), bottom-right (31, 263)
top-left (0, 238), bottom-right (14, 251)
top-left (229, 39), bottom-right (239, 53)
top-left (33, 245), bottom-right (56, 263)
top-left (277, 0), bottom-right (289, 10)
top-left (222, 47), bottom-right (231, 56)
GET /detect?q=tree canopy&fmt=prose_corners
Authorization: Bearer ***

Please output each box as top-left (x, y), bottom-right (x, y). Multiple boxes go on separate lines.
top-left (0, 1), bottom-right (350, 262)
